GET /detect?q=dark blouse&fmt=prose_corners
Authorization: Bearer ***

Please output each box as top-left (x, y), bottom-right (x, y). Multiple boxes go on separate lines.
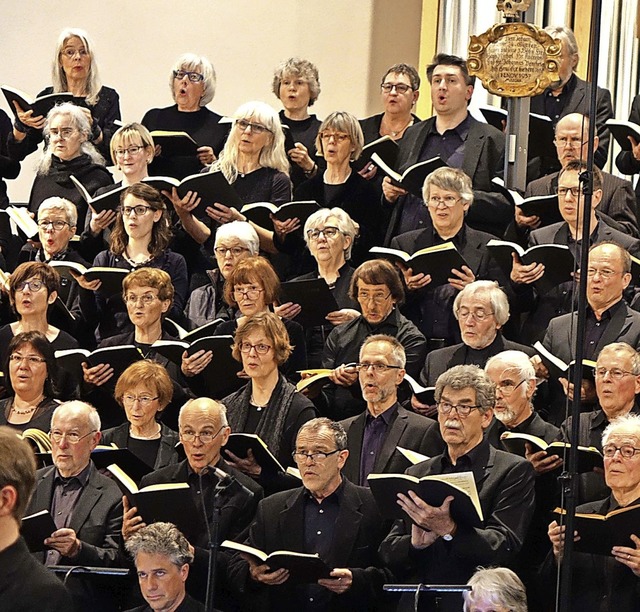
top-left (0, 396), bottom-right (58, 433)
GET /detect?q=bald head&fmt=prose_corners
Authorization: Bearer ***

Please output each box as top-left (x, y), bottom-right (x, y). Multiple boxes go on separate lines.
top-left (554, 112), bottom-right (598, 168)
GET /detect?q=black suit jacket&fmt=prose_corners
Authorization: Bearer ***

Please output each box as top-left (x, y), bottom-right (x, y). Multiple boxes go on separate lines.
top-left (228, 479), bottom-right (394, 612)
top-left (339, 404), bottom-right (444, 485)
top-left (385, 115), bottom-right (509, 241)
top-left (615, 94), bottom-right (640, 219)
top-left (525, 170), bottom-right (639, 237)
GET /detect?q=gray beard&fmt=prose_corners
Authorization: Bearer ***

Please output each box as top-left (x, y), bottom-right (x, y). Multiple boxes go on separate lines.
top-left (495, 408), bottom-right (516, 426)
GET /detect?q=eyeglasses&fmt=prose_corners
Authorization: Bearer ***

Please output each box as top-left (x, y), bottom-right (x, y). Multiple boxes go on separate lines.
top-left (122, 394), bottom-right (159, 406)
top-left (593, 367), bottom-right (636, 380)
top-left (457, 307), bottom-right (494, 322)
top-left (554, 137), bottom-right (585, 149)
top-left (436, 402), bottom-right (480, 417)
top-left (557, 186), bottom-right (584, 198)
top-left (214, 246), bottom-right (249, 257)
top-left (114, 145), bottom-right (146, 158)
top-left (586, 268), bottom-right (621, 280)
top-left (357, 292), bottom-right (391, 304)
top-left (15, 279), bottom-right (45, 293)
top-left (238, 342), bottom-right (272, 355)
top-left (50, 430), bottom-right (97, 444)
top-left (306, 227), bottom-right (341, 241)
top-left (9, 354), bottom-right (47, 365)
top-left (320, 132), bottom-right (350, 143)
top-left (233, 287), bottom-right (264, 300)
top-left (180, 425), bottom-right (226, 444)
top-left (427, 196), bottom-right (462, 208)
top-left (355, 362), bottom-right (403, 373)
top-left (495, 379), bottom-right (526, 395)
top-left (120, 205), bottom-right (153, 217)
top-left (292, 449), bottom-right (341, 463)
top-left (38, 219), bottom-right (72, 231)
top-left (236, 119), bottom-right (271, 134)
top-left (381, 83), bottom-right (413, 94)
top-left (123, 293), bottom-right (158, 306)
top-left (61, 48), bottom-right (89, 59)
top-left (602, 444), bottom-right (640, 459)
top-left (173, 69), bottom-right (204, 83)
top-left (48, 127), bottom-right (76, 140)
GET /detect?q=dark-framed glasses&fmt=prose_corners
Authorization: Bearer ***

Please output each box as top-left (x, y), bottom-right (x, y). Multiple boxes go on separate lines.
top-left (556, 186), bottom-right (583, 198)
top-left (114, 145), bottom-right (146, 158)
top-left (238, 342), bottom-right (272, 355)
top-left (436, 402), bottom-right (480, 417)
top-left (120, 205), bottom-right (152, 217)
top-left (236, 119), bottom-right (271, 134)
top-left (306, 227), bottom-right (341, 241)
top-left (15, 279), bottom-right (45, 293)
top-left (428, 195), bottom-right (461, 208)
top-left (122, 395), bottom-right (159, 406)
top-left (173, 69), bottom-right (204, 83)
top-left (233, 287), bottom-right (264, 300)
top-left (320, 132), bottom-right (349, 143)
top-left (214, 246), bottom-right (250, 257)
top-left (357, 291), bottom-right (391, 304)
top-left (292, 449), bottom-right (340, 463)
top-left (355, 362), bottom-right (402, 373)
top-left (38, 219), bottom-right (71, 231)
top-left (602, 444), bottom-right (640, 459)
top-left (381, 82), bottom-right (413, 94)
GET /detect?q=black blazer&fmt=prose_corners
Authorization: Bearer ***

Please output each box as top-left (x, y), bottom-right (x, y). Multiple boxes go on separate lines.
top-left (339, 404), bottom-right (444, 485)
top-left (228, 479), bottom-right (395, 612)
top-left (615, 93), bottom-right (640, 218)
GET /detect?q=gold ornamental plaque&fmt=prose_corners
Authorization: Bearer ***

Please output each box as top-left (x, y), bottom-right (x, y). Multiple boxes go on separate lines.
top-left (467, 23), bottom-right (561, 97)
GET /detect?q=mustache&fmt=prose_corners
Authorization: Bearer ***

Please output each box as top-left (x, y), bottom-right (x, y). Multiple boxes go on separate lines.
top-left (444, 419), bottom-right (461, 430)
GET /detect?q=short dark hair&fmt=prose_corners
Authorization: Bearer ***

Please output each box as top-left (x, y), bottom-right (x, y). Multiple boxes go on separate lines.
top-left (4, 331), bottom-right (57, 398)
top-left (426, 53), bottom-right (475, 87)
top-left (9, 262), bottom-right (60, 314)
top-left (349, 259), bottom-right (405, 304)
top-left (382, 63), bottom-right (421, 90)
top-left (559, 159), bottom-right (603, 191)
top-left (0, 426), bottom-right (37, 521)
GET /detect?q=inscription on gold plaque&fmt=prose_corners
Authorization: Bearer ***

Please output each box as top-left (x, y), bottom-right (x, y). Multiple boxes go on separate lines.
top-left (468, 23), bottom-right (560, 97)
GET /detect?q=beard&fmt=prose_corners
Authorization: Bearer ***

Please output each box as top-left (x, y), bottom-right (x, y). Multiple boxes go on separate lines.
top-left (494, 406), bottom-right (516, 425)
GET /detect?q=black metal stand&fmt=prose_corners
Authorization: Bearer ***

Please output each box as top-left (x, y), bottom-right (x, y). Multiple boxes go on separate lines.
top-left (384, 583), bottom-right (472, 612)
top-left (202, 473), bottom-right (228, 612)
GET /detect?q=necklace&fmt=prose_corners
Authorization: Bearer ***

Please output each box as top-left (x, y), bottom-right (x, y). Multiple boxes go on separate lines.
top-left (130, 423), bottom-right (161, 440)
top-left (250, 396), bottom-right (268, 412)
top-left (383, 116), bottom-right (413, 138)
top-left (11, 405), bottom-right (36, 416)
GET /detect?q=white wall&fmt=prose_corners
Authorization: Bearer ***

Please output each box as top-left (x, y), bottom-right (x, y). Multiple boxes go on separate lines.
top-left (1, 0), bottom-right (422, 200)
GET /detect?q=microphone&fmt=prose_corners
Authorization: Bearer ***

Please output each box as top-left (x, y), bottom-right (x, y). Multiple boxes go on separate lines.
top-left (205, 465), bottom-right (255, 499)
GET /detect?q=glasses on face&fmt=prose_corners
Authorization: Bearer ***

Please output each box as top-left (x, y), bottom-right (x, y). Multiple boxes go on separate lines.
top-left (292, 449), bottom-right (340, 463)
top-left (495, 379), bottom-right (526, 395)
top-left (355, 362), bottom-right (402, 373)
top-left (554, 137), bottom-right (585, 149)
top-left (120, 205), bottom-right (152, 217)
top-left (457, 307), bottom-right (494, 322)
top-left (50, 429), bottom-right (97, 444)
top-left (180, 425), bottom-right (225, 444)
top-left (602, 444), bottom-right (640, 459)
top-left (48, 127), bottom-right (76, 140)
top-left (306, 227), bottom-right (341, 241)
top-left (15, 279), bottom-right (45, 293)
top-left (381, 82), bottom-right (413, 94)
top-left (173, 69), bottom-right (204, 83)
top-left (357, 291), bottom-right (391, 304)
top-left (38, 219), bottom-right (72, 231)
top-left (593, 367), bottom-right (635, 380)
top-left (239, 342), bottom-right (272, 355)
top-left (428, 195), bottom-right (462, 208)
top-left (436, 402), bottom-right (480, 417)
top-left (320, 132), bottom-right (350, 143)
top-left (114, 145), bottom-right (146, 158)
top-left (233, 287), bottom-right (264, 300)
top-left (586, 268), bottom-right (621, 280)
top-left (557, 186), bottom-right (583, 198)
top-left (9, 354), bottom-right (46, 365)
top-left (123, 293), bottom-right (158, 306)
top-left (122, 394), bottom-right (159, 406)
top-left (214, 246), bottom-right (249, 257)
top-left (236, 119), bottom-right (271, 135)
top-left (61, 48), bottom-right (89, 59)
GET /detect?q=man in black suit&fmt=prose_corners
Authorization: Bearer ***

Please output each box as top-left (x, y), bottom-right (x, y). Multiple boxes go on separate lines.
top-left (0, 427), bottom-right (73, 612)
top-left (230, 418), bottom-right (393, 611)
top-left (615, 94), bottom-right (640, 220)
top-left (339, 334), bottom-right (443, 486)
top-left (390, 166), bottom-right (509, 345)
top-left (382, 53), bottom-right (509, 240)
top-left (379, 365), bottom-right (535, 612)
top-left (122, 397), bottom-right (262, 606)
top-left (26, 400), bottom-right (124, 611)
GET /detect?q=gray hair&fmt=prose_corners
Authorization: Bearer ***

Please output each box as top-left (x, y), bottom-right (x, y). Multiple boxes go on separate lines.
top-left (454, 281), bottom-right (510, 326)
top-left (597, 342), bottom-right (640, 375)
top-left (435, 365), bottom-right (496, 413)
top-left (125, 522), bottom-right (194, 567)
top-left (303, 207), bottom-right (360, 260)
top-left (170, 53), bottom-right (217, 106)
top-left (359, 334), bottom-right (407, 368)
top-left (297, 418), bottom-right (348, 450)
top-left (178, 398), bottom-right (228, 428)
top-left (39, 103), bottom-right (105, 174)
top-left (545, 25), bottom-right (579, 58)
top-left (485, 350), bottom-right (535, 381)
top-left (51, 28), bottom-right (102, 105)
top-left (422, 166), bottom-right (474, 206)
top-left (215, 221), bottom-right (260, 255)
top-left (38, 196), bottom-right (78, 227)
top-left (315, 111), bottom-right (365, 161)
top-left (272, 58), bottom-right (321, 106)
top-left (463, 567), bottom-right (528, 612)
top-left (602, 413), bottom-right (640, 447)
top-left (52, 400), bottom-right (101, 432)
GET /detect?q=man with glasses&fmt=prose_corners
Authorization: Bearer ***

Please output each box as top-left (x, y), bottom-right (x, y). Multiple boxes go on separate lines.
top-left (124, 397), bottom-right (262, 605)
top-left (380, 364), bottom-right (534, 612)
top-left (25, 401), bottom-right (123, 611)
top-left (229, 417), bottom-right (393, 612)
top-left (339, 335), bottom-right (443, 486)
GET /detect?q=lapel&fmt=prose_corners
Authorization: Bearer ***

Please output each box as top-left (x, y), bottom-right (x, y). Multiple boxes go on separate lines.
top-left (460, 227), bottom-right (485, 273)
top-left (462, 118), bottom-right (485, 180)
top-left (447, 344), bottom-right (468, 368)
top-left (68, 465), bottom-right (102, 534)
top-left (565, 78), bottom-right (587, 114)
top-left (374, 407), bottom-right (406, 472)
top-left (343, 414), bottom-right (366, 481)
top-left (277, 488), bottom-right (307, 552)
top-left (33, 467), bottom-right (56, 512)
top-left (596, 303), bottom-right (630, 353)
top-left (326, 482), bottom-right (363, 567)
top-left (402, 119), bottom-right (434, 169)
top-left (471, 444), bottom-right (494, 491)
